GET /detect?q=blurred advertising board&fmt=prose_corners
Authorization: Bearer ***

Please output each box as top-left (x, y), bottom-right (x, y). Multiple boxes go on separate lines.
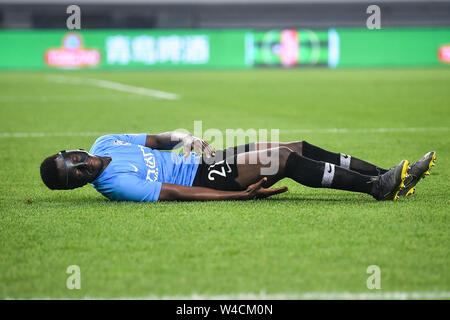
top-left (247, 29), bottom-right (339, 68)
top-left (0, 28), bottom-right (449, 70)
top-left (0, 30), bottom-right (248, 70)
top-left (337, 28), bottom-right (450, 67)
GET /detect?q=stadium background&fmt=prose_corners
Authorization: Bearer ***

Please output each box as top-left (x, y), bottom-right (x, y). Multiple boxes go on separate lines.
top-left (0, 0), bottom-right (449, 299)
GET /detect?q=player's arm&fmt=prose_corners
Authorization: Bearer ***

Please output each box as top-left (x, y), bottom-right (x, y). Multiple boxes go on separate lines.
top-left (158, 178), bottom-right (288, 201)
top-left (146, 131), bottom-right (215, 157)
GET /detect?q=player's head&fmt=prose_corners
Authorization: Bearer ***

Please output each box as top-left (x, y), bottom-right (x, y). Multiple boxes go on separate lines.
top-left (40, 149), bottom-right (103, 190)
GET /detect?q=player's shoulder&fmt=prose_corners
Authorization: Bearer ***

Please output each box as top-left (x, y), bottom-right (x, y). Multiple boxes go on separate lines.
top-left (93, 134), bottom-right (116, 145)
top-left (89, 134), bottom-right (120, 154)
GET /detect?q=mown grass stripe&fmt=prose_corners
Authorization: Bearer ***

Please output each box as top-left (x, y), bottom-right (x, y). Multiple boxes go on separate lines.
top-left (0, 127), bottom-right (448, 138)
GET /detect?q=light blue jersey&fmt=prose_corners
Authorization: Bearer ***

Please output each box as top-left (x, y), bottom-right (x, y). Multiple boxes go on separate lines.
top-left (89, 134), bottom-right (200, 202)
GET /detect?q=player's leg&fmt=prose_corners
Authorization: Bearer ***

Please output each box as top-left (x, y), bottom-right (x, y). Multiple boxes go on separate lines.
top-left (234, 147), bottom-right (290, 188)
top-left (235, 147), bottom-right (376, 193)
top-left (213, 142), bottom-right (301, 161)
top-left (234, 147), bottom-right (408, 200)
top-left (251, 141), bottom-right (389, 176)
top-left (217, 140), bottom-right (390, 176)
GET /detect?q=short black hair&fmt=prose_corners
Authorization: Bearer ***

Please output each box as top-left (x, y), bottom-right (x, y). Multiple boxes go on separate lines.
top-left (40, 154), bottom-right (65, 190)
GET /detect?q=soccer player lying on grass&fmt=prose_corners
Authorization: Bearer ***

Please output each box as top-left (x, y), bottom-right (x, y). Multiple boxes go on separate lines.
top-left (40, 132), bottom-right (436, 202)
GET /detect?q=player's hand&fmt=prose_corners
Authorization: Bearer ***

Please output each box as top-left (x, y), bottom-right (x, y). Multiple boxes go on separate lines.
top-left (242, 177), bottom-right (288, 200)
top-left (182, 134), bottom-right (215, 158)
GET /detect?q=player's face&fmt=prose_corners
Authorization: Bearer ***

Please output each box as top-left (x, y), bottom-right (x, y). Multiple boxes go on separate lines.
top-left (55, 150), bottom-right (104, 189)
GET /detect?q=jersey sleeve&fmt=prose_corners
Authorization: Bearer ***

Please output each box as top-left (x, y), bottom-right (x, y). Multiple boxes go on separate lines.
top-left (90, 134), bottom-right (147, 155)
top-left (110, 134), bottom-right (147, 146)
top-left (92, 134), bottom-right (146, 148)
top-left (112, 175), bottom-right (162, 202)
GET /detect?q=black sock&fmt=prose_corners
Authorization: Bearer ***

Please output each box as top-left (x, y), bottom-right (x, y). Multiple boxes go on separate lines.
top-left (349, 158), bottom-right (388, 176)
top-left (285, 152), bottom-right (375, 195)
top-left (302, 141), bottom-right (388, 176)
top-left (285, 152), bottom-right (325, 188)
top-left (331, 165), bottom-right (375, 194)
top-left (301, 141), bottom-right (340, 164)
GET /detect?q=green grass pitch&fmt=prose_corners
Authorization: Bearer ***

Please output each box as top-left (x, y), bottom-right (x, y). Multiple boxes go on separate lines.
top-left (0, 69), bottom-right (449, 299)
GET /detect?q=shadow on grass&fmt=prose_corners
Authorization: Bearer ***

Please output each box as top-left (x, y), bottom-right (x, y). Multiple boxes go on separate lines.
top-left (266, 197), bottom-right (374, 203)
top-left (23, 196), bottom-right (110, 206)
top-left (25, 193), bottom-right (378, 207)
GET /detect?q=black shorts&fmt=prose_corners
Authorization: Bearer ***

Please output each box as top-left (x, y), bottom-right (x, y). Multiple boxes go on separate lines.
top-left (192, 143), bottom-right (255, 191)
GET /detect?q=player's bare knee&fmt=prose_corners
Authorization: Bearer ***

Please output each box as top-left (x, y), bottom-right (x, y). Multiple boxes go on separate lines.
top-left (278, 146), bottom-right (293, 169)
top-left (297, 141), bottom-right (304, 155)
top-left (280, 141), bottom-right (303, 155)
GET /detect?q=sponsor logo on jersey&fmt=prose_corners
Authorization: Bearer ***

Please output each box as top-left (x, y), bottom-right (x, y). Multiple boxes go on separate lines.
top-left (139, 145), bottom-right (159, 182)
top-left (114, 140), bottom-right (131, 146)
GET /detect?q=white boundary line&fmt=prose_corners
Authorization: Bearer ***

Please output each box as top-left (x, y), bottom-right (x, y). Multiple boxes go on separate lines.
top-left (282, 127), bottom-right (449, 134)
top-left (15, 291), bottom-right (450, 300)
top-left (1, 127), bottom-right (448, 139)
top-left (102, 291), bottom-right (450, 300)
top-left (0, 132), bottom-right (105, 138)
top-left (47, 76), bottom-right (180, 100)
